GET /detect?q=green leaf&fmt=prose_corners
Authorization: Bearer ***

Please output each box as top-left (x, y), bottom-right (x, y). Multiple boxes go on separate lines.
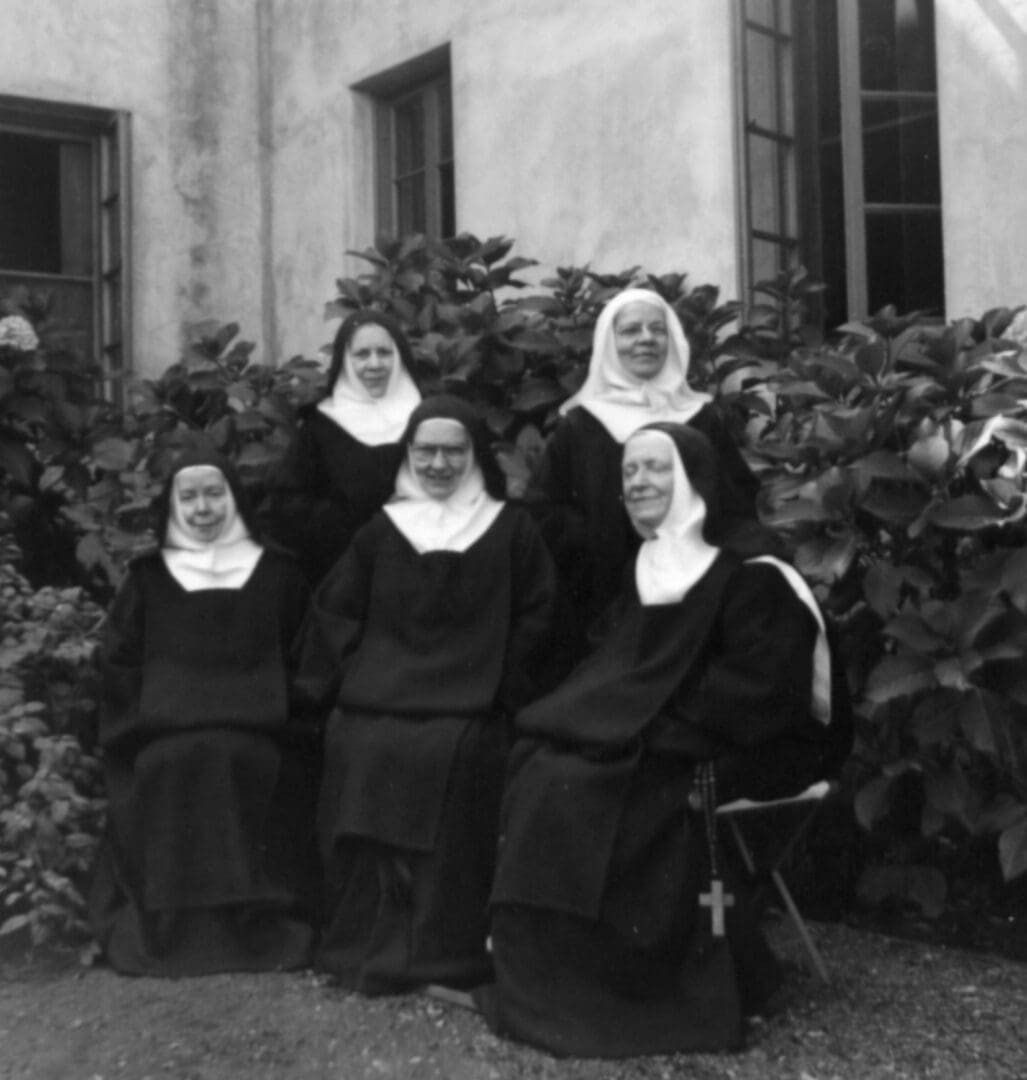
top-left (0, 913), bottom-right (30, 936)
top-left (883, 612), bottom-right (946, 655)
top-left (854, 775), bottom-right (895, 830)
top-left (930, 494), bottom-right (1007, 531)
top-left (863, 562), bottom-right (905, 617)
top-left (90, 436), bottom-right (136, 472)
top-left (864, 654), bottom-right (935, 705)
top-left (957, 690), bottom-right (999, 757)
top-left (998, 814), bottom-right (1027, 881)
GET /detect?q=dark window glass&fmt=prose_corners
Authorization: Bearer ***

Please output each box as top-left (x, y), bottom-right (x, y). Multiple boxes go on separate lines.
top-left (0, 132), bottom-right (62, 272)
top-left (866, 210), bottom-right (943, 314)
top-left (862, 97), bottom-right (940, 204)
top-left (860, 0), bottom-right (936, 92)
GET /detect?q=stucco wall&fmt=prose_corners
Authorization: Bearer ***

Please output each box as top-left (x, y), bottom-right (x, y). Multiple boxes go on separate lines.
top-left (286, 0), bottom-right (741, 344)
top-left (8, 2), bottom-right (1022, 374)
top-left (0, 0), bottom-right (270, 375)
top-left (936, 0), bottom-right (1027, 316)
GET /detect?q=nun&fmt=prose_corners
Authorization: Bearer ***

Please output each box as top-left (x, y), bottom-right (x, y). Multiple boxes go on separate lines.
top-left (298, 394), bottom-right (556, 995)
top-left (88, 448), bottom-right (315, 976)
top-left (481, 423), bottom-right (846, 1058)
top-left (262, 309), bottom-right (422, 583)
top-left (533, 288), bottom-right (760, 667)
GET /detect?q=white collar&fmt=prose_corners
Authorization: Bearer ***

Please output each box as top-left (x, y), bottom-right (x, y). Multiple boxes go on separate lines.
top-left (317, 356), bottom-right (421, 445)
top-left (633, 431), bottom-right (720, 605)
top-left (383, 455), bottom-right (503, 554)
top-left (162, 474), bottom-right (263, 591)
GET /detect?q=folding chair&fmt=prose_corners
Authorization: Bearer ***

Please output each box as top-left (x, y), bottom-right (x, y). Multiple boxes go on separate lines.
top-left (716, 779), bottom-right (838, 984)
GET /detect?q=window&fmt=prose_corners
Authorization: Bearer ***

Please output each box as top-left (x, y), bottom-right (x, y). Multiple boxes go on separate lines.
top-left (360, 48), bottom-right (455, 240)
top-left (0, 95), bottom-right (130, 378)
top-left (735, 0), bottom-right (801, 295)
top-left (737, 1), bottom-right (943, 327)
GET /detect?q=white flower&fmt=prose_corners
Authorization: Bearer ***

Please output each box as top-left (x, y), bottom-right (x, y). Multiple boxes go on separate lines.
top-left (0, 315), bottom-right (39, 352)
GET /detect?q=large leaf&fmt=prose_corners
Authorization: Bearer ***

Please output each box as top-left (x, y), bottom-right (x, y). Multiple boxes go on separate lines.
top-left (998, 814), bottom-right (1027, 881)
top-left (854, 775), bottom-right (896, 830)
top-left (883, 612), bottom-right (946, 655)
top-left (0, 432), bottom-right (35, 486)
top-left (864, 654), bottom-right (935, 705)
top-left (929, 494), bottom-right (1008, 531)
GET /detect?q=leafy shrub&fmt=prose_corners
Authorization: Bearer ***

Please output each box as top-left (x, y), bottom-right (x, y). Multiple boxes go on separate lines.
top-left (749, 302), bottom-right (1027, 913)
top-left (3, 236), bottom-right (1027, 947)
top-left (0, 535), bottom-right (106, 952)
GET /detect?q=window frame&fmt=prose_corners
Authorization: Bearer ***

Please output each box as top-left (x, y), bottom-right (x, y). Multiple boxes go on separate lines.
top-left (0, 94), bottom-right (131, 383)
top-left (357, 47), bottom-right (454, 241)
top-left (735, 0), bottom-right (943, 325)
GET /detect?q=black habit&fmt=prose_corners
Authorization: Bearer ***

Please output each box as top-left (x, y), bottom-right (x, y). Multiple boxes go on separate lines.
top-left (88, 550), bottom-right (316, 976)
top-left (298, 505), bottom-right (555, 994)
top-left (532, 403), bottom-right (760, 670)
top-left (481, 555), bottom-right (831, 1058)
top-left (261, 406), bottom-right (404, 583)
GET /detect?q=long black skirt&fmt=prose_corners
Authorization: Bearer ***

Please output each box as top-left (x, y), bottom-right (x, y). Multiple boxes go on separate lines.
top-left (479, 753), bottom-right (781, 1057)
top-left (89, 728), bottom-right (314, 976)
top-left (316, 716), bottom-right (506, 994)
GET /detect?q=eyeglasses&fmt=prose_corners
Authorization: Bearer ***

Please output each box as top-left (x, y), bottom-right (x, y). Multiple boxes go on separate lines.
top-left (409, 443), bottom-right (471, 466)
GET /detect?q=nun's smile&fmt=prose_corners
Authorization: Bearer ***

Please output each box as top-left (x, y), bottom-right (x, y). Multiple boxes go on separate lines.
top-left (622, 432), bottom-right (675, 533)
top-left (613, 300), bottom-right (670, 381)
top-left (409, 418), bottom-right (472, 501)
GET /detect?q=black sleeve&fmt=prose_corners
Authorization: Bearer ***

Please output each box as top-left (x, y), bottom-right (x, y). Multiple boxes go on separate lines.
top-left (292, 522), bottom-right (375, 711)
top-left (527, 419), bottom-right (589, 561)
top-left (668, 563), bottom-right (817, 748)
top-left (496, 512), bottom-right (558, 715)
top-left (96, 568), bottom-right (147, 754)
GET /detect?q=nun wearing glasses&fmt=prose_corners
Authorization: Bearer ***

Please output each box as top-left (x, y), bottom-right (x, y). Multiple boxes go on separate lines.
top-left (297, 395), bottom-right (556, 995)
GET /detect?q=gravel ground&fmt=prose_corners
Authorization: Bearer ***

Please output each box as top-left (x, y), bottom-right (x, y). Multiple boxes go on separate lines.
top-left (1, 920), bottom-right (1025, 1080)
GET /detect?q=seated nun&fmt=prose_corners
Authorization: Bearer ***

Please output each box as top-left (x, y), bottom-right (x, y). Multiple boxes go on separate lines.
top-left (297, 394), bottom-right (556, 995)
top-left (480, 422), bottom-right (845, 1058)
top-left (88, 447), bottom-right (316, 976)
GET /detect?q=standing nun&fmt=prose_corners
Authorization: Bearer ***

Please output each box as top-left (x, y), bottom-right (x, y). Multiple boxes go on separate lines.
top-left (89, 448), bottom-right (315, 976)
top-left (262, 309), bottom-right (422, 583)
top-left (298, 395), bottom-right (556, 994)
top-left (482, 423), bottom-right (846, 1058)
top-left (533, 289), bottom-right (761, 667)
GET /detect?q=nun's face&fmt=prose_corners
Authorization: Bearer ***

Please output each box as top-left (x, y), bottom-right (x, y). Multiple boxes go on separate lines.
top-left (409, 418), bottom-right (472, 500)
top-left (345, 323), bottom-right (397, 398)
top-left (622, 432), bottom-right (676, 533)
top-left (613, 301), bottom-right (669, 381)
top-left (172, 466), bottom-right (234, 543)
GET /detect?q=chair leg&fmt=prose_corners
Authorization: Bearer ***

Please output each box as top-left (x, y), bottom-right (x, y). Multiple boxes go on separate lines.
top-left (769, 867), bottom-right (831, 984)
top-left (721, 809), bottom-right (831, 985)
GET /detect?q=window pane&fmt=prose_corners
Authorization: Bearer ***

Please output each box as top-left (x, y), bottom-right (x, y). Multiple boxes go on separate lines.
top-left (860, 0), bottom-right (936, 93)
top-left (865, 210), bottom-right (943, 314)
top-left (0, 132), bottom-right (61, 272)
top-left (748, 131), bottom-right (783, 234)
top-left (745, 0), bottom-right (777, 29)
top-left (0, 272), bottom-right (94, 362)
top-left (59, 141), bottom-right (93, 276)
top-left (862, 96), bottom-right (940, 204)
top-left (439, 161), bottom-right (455, 238)
top-left (393, 94), bottom-right (425, 175)
top-left (746, 28), bottom-right (780, 132)
top-left (395, 173), bottom-right (426, 235)
top-left (752, 236), bottom-right (787, 285)
top-left (437, 80), bottom-right (453, 161)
